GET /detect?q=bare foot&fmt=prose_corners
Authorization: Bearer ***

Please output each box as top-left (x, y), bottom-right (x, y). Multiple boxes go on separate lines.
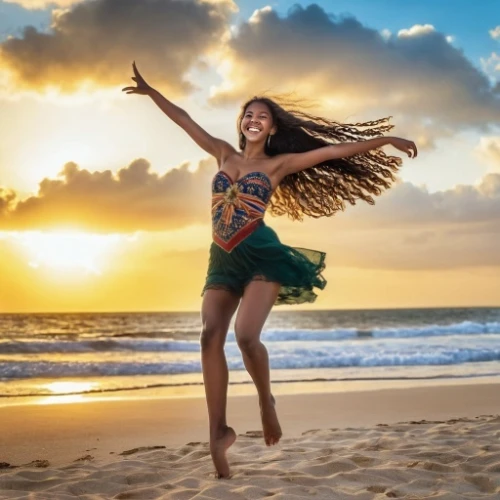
top-left (260, 395), bottom-right (282, 446)
top-left (210, 425), bottom-right (236, 478)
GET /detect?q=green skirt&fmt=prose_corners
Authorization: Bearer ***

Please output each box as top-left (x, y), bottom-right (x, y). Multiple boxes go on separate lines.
top-left (202, 221), bottom-right (326, 305)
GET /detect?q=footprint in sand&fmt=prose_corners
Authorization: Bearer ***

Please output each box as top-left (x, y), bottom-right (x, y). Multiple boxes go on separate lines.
top-left (22, 460), bottom-right (49, 468)
top-left (241, 430), bottom-right (264, 438)
top-left (465, 474), bottom-right (497, 493)
top-left (366, 485), bottom-right (387, 493)
top-left (119, 446), bottom-right (166, 456)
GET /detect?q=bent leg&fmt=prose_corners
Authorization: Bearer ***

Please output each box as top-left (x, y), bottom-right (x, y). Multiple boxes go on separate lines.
top-left (234, 279), bottom-right (282, 446)
top-left (200, 288), bottom-right (240, 478)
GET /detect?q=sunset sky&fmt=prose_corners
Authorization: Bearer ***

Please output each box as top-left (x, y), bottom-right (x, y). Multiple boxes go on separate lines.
top-left (1, 0), bottom-right (499, 313)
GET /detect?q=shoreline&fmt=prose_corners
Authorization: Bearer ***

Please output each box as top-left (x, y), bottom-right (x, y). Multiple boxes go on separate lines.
top-left (1, 380), bottom-right (500, 466)
top-left (2, 373), bottom-right (500, 408)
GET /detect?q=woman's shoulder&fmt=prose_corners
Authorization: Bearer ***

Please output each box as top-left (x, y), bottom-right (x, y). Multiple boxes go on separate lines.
top-left (217, 143), bottom-right (238, 167)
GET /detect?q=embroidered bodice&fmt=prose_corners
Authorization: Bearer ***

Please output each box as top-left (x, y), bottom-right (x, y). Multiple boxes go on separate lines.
top-left (211, 170), bottom-right (273, 252)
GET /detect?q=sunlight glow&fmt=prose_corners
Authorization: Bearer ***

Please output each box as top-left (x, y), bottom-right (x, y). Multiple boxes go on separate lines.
top-left (13, 230), bottom-right (122, 275)
top-left (36, 394), bottom-right (87, 405)
top-left (44, 381), bottom-right (97, 394)
top-left (36, 139), bottom-right (96, 175)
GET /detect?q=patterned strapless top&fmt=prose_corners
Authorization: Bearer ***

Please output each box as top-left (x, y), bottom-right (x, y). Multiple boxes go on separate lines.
top-left (211, 170), bottom-right (273, 252)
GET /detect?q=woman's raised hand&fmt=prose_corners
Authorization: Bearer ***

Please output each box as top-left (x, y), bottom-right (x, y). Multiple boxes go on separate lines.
top-left (390, 137), bottom-right (418, 158)
top-left (122, 61), bottom-right (153, 96)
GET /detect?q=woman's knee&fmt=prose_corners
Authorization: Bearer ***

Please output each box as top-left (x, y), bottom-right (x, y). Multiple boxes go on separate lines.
top-left (200, 324), bottom-right (227, 352)
top-left (235, 328), bottom-right (261, 354)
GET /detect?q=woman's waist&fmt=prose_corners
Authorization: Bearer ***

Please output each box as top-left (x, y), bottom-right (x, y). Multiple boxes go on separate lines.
top-left (212, 218), bottom-right (280, 252)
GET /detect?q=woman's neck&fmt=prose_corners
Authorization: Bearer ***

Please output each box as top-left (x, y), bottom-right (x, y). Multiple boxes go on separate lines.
top-left (241, 142), bottom-right (268, 161)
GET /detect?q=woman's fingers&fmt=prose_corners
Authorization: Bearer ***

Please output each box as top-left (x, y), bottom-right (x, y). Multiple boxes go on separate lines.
top-left (404, 140), bottom-right (417, 158)
top-left (133, 61), bottom-right (142, 80)
top-left (132, 62), bottom-right (148, 86)
top-left (122, 63), bottom-right (149, 95)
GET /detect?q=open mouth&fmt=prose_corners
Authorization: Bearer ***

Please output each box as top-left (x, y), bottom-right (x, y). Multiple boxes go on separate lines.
top-left (247, 126), bottom-right (261, 133)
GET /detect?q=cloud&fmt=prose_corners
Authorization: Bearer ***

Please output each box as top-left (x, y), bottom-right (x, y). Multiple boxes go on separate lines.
top-left (0, 0), bottom-right (235, 94)
top-left (481, 52), bottom-right (500, 77)
top-left (0, 158), bottom-right (215, 231)
top-left (2, 153), bottom-right (500, 233)
top-left (209, 5), bottom-right (500, 147)
top-left (271, 173), bottom-right (500, 270)
top-left (328, 173), bottom-right (500, 230)
top-left (3, 0), bottom-right (84, 9)
top-left (1, 156), bottom-right (500, 270)
top-left (324, 225), bottom-right (500, 270)
top-left (397, 23), bottom-right (435, 38)
top-left (490, 26), bottom-right (500, 40)
top-left (2, 151), bottom-right (499, 257)
top-left (476, 136), bottom-right (500, 171)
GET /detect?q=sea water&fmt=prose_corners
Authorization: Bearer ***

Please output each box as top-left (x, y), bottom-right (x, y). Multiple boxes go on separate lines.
top-left (1, 307), bottom-right (500, 403)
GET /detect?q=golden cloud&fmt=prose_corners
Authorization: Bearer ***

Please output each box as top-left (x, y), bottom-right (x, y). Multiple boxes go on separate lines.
top-left (476, 136), bottom-right (500, 171)
top-left (0, 158), bottom-right (215, 231)
top-left (1, 152), bottom-right (499, 272)
top-left (210, 5), bottom-right (500, 147)
top-left (0, 0), bottom-right (235, 94)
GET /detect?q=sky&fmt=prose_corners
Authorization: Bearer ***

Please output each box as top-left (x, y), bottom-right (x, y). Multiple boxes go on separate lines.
top-left (0, 0), bottom-right (499, 313)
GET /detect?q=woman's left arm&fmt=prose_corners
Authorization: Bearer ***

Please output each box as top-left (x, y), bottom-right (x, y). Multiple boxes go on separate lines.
top-left (278, 136), bottom-right (417, 176)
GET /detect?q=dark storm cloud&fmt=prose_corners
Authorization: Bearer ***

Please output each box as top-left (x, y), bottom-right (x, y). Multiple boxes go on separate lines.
top-left (0, 0), bottom-right (235, 93)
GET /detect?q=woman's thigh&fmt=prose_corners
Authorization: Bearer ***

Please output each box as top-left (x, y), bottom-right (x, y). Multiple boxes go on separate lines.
top-left (234, 280), bottom-right (280, 342)
top-left (201, 289), bottom-right (240, 346)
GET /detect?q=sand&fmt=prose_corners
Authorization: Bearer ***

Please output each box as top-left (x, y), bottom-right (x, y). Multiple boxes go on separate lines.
top-left (1, 382), bottom-right (500, 499)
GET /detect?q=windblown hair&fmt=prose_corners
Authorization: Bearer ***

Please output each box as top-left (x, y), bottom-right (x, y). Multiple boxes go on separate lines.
top-left (237, 95), bottom-right (403, 220)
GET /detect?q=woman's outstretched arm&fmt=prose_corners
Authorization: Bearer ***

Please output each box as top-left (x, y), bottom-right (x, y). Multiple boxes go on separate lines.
top-left (278, 136), bottom-right (417, 176)
top-left (122, 62), bottom-right (234, 164)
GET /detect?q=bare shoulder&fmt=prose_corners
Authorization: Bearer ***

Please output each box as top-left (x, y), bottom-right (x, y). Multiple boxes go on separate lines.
top-left (216, 141), bottom-right (238, 168)
top-left (270, 152), bottom-right (294, 182)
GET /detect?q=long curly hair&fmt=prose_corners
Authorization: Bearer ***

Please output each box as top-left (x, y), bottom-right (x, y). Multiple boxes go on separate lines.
top-left (237, 96), bottom-right (403, 220)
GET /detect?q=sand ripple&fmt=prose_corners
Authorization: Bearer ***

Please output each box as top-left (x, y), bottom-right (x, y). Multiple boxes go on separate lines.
top-left (1, 415), bottom-right (500, 499)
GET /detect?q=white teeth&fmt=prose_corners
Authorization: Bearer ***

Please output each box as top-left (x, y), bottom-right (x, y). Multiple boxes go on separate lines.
top-left (248, 127), bottom-right (260, 132)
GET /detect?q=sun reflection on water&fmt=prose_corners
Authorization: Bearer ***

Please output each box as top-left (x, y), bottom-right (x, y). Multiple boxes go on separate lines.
top-left (37, 381), bottom-right (98, 405)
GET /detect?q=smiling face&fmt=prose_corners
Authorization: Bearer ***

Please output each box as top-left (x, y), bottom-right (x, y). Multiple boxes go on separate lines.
top-left (240, 101), bottom-right (276, 146)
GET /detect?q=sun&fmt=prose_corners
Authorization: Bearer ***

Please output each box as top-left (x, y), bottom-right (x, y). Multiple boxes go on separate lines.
top-left (12, 230), bottom-right (123, 275)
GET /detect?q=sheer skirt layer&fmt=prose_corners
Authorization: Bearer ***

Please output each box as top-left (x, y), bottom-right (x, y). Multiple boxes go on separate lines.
top-left (202, 222), bottom-right (326, 306)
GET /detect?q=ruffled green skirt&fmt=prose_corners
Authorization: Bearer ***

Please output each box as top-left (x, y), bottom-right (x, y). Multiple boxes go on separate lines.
top-left (202, 221), bottom-right (326, 305)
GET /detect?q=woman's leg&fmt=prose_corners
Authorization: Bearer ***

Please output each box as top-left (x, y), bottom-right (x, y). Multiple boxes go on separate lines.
top-left (200, 288), bottom-right (240, 478)
top-left (234, 279), bottom-right (282, 446)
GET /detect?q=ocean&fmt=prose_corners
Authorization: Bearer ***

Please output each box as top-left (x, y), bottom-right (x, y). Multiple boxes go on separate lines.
top-left (1, 307), bottom-right (500, 404)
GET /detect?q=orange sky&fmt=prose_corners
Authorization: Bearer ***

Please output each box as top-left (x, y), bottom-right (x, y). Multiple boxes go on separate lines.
top-left (1, 1), bottom-right (499, 312)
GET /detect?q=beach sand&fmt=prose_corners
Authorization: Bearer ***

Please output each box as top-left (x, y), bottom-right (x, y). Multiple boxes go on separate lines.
top-left (1, 382), bottom-right (500, 499)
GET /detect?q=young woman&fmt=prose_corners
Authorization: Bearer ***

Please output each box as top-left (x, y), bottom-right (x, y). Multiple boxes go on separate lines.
top-left (123, 62), bottom-right (417, 478)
